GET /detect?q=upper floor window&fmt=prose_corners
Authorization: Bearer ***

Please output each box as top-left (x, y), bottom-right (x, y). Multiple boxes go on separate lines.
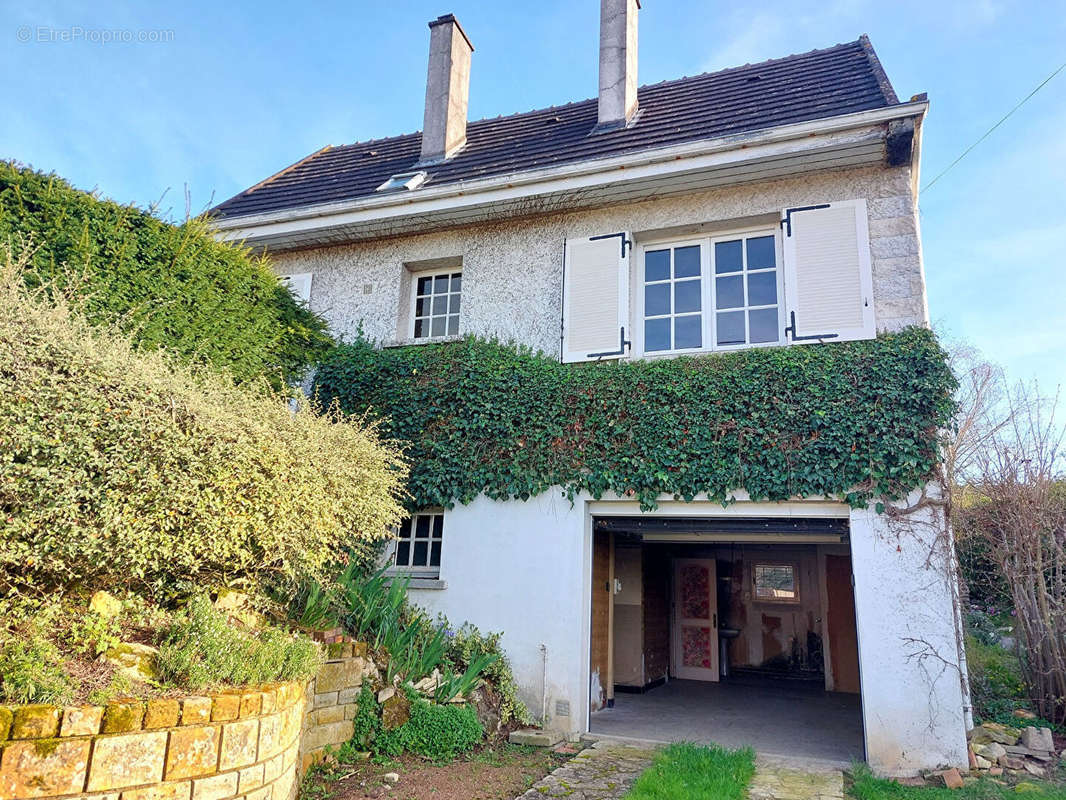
top-left (392, 511), bottom-right (444, 577)
top-left (639, 231), bottom-right (782, 356)
top-left (412, 270), bottom-right (461, 339)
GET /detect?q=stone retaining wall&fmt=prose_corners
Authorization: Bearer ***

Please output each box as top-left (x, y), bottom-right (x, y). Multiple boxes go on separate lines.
top-left (0, 644), bottom-right (375, 800)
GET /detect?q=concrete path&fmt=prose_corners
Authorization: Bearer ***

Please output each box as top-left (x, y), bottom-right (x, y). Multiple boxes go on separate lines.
top-left (749, 754), bottom-right (846, 800)
top-left (515, 740), bottom-right (656, 799)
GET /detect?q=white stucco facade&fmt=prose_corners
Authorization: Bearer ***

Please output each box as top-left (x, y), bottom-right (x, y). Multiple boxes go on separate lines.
top-left (406, 488), bottom-right (968, 777)
top-left (269, 163), bottom-right (928, 357)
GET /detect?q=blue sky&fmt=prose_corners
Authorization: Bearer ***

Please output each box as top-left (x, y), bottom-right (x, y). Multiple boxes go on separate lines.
top-left (3, 0), bottom-right (1064, 391)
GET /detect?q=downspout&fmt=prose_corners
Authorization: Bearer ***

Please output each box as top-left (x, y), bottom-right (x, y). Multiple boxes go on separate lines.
top-left (540, 643), bottom-right (549, 725)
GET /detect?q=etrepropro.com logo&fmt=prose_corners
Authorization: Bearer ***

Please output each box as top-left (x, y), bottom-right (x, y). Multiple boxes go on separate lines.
top-left (16, 25), bottom-right (175, 44)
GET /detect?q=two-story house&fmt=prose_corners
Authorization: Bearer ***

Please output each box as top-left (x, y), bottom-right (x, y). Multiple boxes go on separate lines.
top-left (211, 1), bottom-right (969, 775)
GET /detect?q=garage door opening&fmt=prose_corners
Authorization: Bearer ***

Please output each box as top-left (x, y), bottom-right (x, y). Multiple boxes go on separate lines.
top-left (588, 516), bottom-right (865, 762)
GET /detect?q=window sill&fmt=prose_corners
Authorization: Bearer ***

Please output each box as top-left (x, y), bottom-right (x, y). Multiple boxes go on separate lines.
top-left (383, 334), bottom-right (464, 349)
top-left (384, 573), bottom-right (447, 590)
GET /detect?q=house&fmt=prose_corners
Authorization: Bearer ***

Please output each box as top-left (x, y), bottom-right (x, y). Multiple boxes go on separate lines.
top-left (211, 1), bottom-right (970, 775)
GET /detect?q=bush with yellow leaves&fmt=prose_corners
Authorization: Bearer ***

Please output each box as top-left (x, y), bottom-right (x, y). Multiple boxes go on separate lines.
top-left (0, 242), bottom-right (408, 599)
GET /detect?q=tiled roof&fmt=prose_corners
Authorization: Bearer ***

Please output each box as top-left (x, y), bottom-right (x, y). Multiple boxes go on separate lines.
top-left (211, 36), bottom-right (899, 220)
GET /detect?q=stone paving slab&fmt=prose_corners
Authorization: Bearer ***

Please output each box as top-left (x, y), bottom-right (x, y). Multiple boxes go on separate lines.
top-left (749, 754), bottom-right (846, 800)
top-left (515, 740), bottom-right (657, 799)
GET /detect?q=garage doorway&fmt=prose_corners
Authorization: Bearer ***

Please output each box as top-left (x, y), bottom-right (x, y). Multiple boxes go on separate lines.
top-left (588, 516), bottom-right (864, 762)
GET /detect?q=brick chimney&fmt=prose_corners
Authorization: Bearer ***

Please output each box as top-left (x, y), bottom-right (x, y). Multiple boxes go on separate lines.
top-left (597, 0), bottom-right (639, 131)
top-left (419, 14), bottom-right (474, 163)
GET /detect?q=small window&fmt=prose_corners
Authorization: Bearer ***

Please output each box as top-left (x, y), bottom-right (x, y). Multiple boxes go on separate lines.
top-left (753, 563), bottom-right (799, 603)
top-left (412, 271), bottom-right (461, 340)
top-left (643, 244), bottom-right (703, 353)
top-left (393, 512), bottom-right (444, 576)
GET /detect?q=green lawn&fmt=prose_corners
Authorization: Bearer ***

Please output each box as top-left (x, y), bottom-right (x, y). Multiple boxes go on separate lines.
top-left (850, 766), bottom-right (1066, 800)
top-left (623, 742), bottom-right (755, 800)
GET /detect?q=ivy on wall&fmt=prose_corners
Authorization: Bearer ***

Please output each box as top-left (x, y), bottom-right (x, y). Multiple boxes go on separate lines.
top-left (315, 327), bottom-right (957, 511)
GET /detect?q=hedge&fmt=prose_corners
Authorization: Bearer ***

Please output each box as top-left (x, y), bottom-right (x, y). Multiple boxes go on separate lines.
top-left (0, 246), bottom-right (408, 598)
top-left (0, 161), bottom-right (331, 387)
top-left (314, 328), bottom-right (957, 511)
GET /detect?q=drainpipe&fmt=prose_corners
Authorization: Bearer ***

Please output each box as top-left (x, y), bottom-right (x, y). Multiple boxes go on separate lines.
top-left (540, 643), bottom-right (549, 725)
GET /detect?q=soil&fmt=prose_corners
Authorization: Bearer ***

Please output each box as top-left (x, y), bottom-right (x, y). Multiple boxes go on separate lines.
top-left (302, 743), bottom-right (572, 800)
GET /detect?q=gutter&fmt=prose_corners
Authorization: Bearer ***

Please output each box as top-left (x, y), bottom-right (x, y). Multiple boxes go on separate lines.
top-left (213, 100), bottom-right (927, 241)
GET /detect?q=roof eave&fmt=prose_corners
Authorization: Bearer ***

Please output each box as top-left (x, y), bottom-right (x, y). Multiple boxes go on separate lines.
top-left (212, 100), bottom-right (927, 249)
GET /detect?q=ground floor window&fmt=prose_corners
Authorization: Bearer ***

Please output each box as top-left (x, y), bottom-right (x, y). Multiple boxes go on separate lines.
top-left (392, 511), bottom-right (444, 577)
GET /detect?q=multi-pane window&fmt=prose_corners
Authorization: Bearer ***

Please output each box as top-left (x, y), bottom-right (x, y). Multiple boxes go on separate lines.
top-left (713, 234), bottom-right (780, 347)
top-left (639, 231), bottom-right (781, 355)
top-left (643, 244), bottom-right (703, 352)
top-left (393, 512), bottom-right (444, 576)
top-left (413, 271), bottom-right (461, 339)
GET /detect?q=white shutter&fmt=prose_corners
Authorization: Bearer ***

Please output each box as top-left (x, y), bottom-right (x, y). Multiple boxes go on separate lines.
top-left (561, 233), bottom-right (631, 363)
top-left (281, 272), bottom-right (313, 305)
top-left (781, 199), bottom-right (875, 343)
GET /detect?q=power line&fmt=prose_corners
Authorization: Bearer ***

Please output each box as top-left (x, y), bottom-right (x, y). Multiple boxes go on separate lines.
top-left (921, 60), bottom-right (1066, 193)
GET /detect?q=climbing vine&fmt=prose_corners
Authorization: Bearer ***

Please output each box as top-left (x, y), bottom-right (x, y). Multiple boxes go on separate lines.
top-left (315, 327), bottom-right (957, 511)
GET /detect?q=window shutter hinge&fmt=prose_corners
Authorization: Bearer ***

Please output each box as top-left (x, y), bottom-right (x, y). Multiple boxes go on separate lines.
top-left (588, 326), bottom-right (632, 359)
top-left (780, 203), bottom-right (831, 237)
top-left (785, 310), bottom-right (839, 342)
top-left (589, 231), bottom-right (632, 257)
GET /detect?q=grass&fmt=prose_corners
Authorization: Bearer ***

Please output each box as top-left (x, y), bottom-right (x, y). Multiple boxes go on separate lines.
top-left (623, 742), bottom-right (755, 800)
top-left (849, 765), bottom-right (1066, 800)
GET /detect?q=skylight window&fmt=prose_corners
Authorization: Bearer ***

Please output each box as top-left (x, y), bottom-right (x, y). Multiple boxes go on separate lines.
top-left (375, 170), bottom-right (428, 193)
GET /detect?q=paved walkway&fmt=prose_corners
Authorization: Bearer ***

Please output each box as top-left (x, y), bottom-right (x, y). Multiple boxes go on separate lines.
top-left (515, 741), bottom-right (846, 800)
top-left (515, 740), bottom-right (655, 799)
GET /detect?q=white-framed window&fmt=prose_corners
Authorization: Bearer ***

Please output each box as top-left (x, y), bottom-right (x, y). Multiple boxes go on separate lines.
top-left (391, 511), bottom-right (444, 577)
top-left (411, 270), bottom-right (461, 340)
top-left (637, 228), bottom-right (783, 356)
top-left (753, 562), bottom-right (800, 604)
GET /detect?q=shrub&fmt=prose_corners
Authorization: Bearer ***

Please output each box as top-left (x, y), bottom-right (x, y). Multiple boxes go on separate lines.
top-left (156, 595), bottom-right (321, 689)
top-left (442, 623), bottom-right (531, 725)
top-left (314, 329), bottom-right (956, 512)
top-left (967, 635), bottom-right (1027, 722)
top-left (0, 161), bottom-right (332, 387)
top-left (0, 245), bottom-right (408, 598)
top-left (0, 635), bottom-right (73, 704)
top-left (376, 695), bottom-right (483, 761)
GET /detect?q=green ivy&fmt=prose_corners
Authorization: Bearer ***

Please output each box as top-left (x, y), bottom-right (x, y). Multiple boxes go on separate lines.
top-left (314, 327), bottom-right (956, 511)
top-left (0, 161), bottom-right (332, 388)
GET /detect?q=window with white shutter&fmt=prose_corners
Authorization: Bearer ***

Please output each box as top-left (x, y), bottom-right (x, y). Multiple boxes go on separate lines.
top-left (561, 233), bottom-right (631, 363)
top-left (281, 272), bottom-right (313, 305)
top-left (780, 199), bottom-right (875, 343)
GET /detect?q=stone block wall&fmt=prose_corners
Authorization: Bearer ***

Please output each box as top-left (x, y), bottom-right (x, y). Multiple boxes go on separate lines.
top-left (0, 682), bottom-right (305, 800)
top-left (298, 642), bottom-right (374, 772)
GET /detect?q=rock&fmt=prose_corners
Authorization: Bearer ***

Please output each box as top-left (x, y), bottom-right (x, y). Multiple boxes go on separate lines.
top-left (380, 693), bottom-right (410, 731)
top-left (377, 686), bottom-right (395, 704)
top-left (975, 756), bottom-right (992, 769)
top-left (1013, 709), bottom-right (1038, 721)
top-left (1001, 756), bottom-right (1026, 770)
top-left (509, 729), bottom-right (562, 748)
top-left (90, 590), bottom-right (123, 618)
top-left (103, 642), bottom-right (158, 682)
top-left (471, 686), bottom-right (502, 735)
top-left (213, 589), bottom-right (263, 629)
top-left (968, 747), bottom-right (978, 769)
top-left (1020, 726), bottom-right (1054, 752)
top-left (975, 742), bottom-right (1007, 761)
top-left (897, 777), bottom-right (928, 787)
top-left (1023, 762), bottom-right (1046, 777)
top-left (936, 768), bottom-right (964, 789)
top-left (989, 768), bottom-right (1004, 776)
top-left (383, 773), bottom-right (399, 784)
top-left (1014, 782), bottom-right (1043, 793)
top-left (971, 723), bottom-right (1021, 746)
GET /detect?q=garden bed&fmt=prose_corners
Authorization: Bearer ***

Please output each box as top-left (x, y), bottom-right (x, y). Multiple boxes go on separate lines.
top-left (301, 744), bottom-right (569, 800)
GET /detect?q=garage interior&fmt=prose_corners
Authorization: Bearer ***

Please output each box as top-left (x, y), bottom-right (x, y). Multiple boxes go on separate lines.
top-left (588, 516), bottom-right (865, 762)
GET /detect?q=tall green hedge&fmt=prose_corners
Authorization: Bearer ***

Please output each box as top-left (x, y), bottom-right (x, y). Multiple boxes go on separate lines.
top-left (314, 328), bottom-right (957, 511)
top-left (0, 161), bottom-right (331, 387)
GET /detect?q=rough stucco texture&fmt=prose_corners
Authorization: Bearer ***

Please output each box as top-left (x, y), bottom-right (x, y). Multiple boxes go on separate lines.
top-left (269, 164), bottom-right (928, 356)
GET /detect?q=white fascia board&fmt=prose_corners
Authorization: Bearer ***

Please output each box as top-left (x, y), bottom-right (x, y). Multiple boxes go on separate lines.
top-left (214, 101), bottom-right (927, 244)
